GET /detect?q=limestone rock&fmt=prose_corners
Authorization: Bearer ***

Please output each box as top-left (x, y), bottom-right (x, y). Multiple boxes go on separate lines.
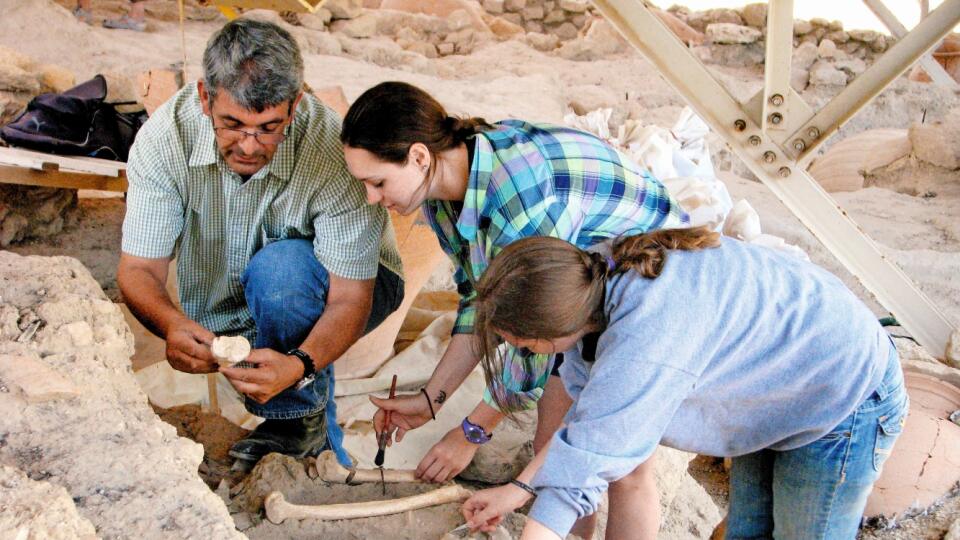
top-left (706, 23), bottom-right (761, 45)
top-left (326, 0), bottom-right (363, 20)
top-left (38, 64), bottom-right (75, 93)
top-left (337, 12), bottom-right (378, 38)
top-left (656, 447), bottom-right (723, 538)
top-left (522, 5), bottom-right (544, 21)
top-left (0, 63), bottom-right (40, 94)
top-left (817, 38), bottom-right (837, 58)
top-left (793, 41), bottom-right (818, 70)
top-left (740, 3), bottom-right (767, 28)
top-left (544, 8), bottom-right (565, 25)
top-left (823, 30), bottom-right (849, 43)
top-left (559, 0), bottom-right (588, 13)
top-left (505, 0), bottom-right (526, 12)
top-left (525, 32), bottom-right (560, 51)
top-left (809, 59), bottom-right (847, 86)
top-left (0, 186), bottom-right (77, 247)
top-left (483, 0), bottom-right (505, 14)
top-left (686, 8), bottom-right (743, 32)
top-left (834, 57), bottom-right (867, 80)
top-left (402, 40), bottom-right (440, 58)
top-left (437, 42), bottom-right (455, 55)
top-left (849, 29), bottom-right (879, 43)
top-left (556, 18), bottom-right (628, 60)
top-left (793, 19), bottom-right (813, 35)
top-left (946, 518), bottom-right (960, 540)
top-left (552, 21), bottom-right (579, 41)
top-left (909, 122), bottom-right (960, 170)
top-left (524, 20), bottom-right (544, 34)
top-left (0, 353), bottom-right (81, 402)
top-left (0, 465), bottom-right (98, 539)
top-left (807, 128), bottom-right (911, 192)
top-left (298, 9), bottom-right (332, 30)
top-left (791, 66), bottom-right (810, 92)
top-left (652, 8), bottom-right (704, 46)
top-left (0, 251), bottom-right (241, 539)
top-left (488, 17), bottom-right (525, 40)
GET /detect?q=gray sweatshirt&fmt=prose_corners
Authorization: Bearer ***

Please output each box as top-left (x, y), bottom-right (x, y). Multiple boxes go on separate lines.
top-left (528, 237), bottom-right (892, 537)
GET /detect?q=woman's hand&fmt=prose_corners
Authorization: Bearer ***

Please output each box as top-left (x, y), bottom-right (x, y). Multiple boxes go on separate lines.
top-left (461, 483), bottom-right (534, 533)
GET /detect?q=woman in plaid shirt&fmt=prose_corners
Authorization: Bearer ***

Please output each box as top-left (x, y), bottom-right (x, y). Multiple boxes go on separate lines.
top-left (341, 81), bottom-right (688, 539)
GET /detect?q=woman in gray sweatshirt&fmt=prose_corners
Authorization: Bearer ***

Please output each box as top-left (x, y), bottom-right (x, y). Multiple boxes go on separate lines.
top-left (460, 227), bottom-right (908, 540)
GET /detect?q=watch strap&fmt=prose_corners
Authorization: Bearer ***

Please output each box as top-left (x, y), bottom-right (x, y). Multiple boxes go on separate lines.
top-left (287, 348), bottom-right (316, 379)
top-left (461, 416), bottom-right (493, 444)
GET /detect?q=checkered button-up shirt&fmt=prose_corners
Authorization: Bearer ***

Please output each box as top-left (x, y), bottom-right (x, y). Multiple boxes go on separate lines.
top-left (122, 83), bottom-right (402, 340)
top-left (423, 120), bottom-right (688, 411)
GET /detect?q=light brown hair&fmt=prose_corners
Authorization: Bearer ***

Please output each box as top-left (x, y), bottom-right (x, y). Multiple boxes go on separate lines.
top-left (473, 226), bottom-right (720, 412)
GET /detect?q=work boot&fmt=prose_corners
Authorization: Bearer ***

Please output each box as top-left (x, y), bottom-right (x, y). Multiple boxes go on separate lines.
top-left (229, 410), bottom-right (328, 464)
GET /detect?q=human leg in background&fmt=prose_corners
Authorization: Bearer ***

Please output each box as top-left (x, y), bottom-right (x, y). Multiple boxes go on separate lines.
top-left (103, 0), bottom-right (146, 31)
top-left (230, 239), bottom-right (403, 467)
top-left (606, 454), bottom-right (660, 540)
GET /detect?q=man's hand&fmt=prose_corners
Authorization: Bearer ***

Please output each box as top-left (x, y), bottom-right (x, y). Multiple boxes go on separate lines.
top-left (165, 317), bottom-right (217, 373)
top-left (220, 348), bottom-right (304, 404)
top-left (462, 483), bottom-right (534, 533)
top-left (370, 392), bottom-right (435, 443)
top-left (416, 427), bottom-right (479, 483)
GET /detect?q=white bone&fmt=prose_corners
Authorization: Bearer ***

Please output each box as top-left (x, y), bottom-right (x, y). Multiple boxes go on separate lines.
top-left (310, 450), bottom-right (420, 484)
top-left (211, 335), bottom-right (251, 365)
top-left (264, 484), bottom-right (472, 523)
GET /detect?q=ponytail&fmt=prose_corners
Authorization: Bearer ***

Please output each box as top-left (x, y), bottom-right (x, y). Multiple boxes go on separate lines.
top-left (610, 226), bottom-right (721, 279)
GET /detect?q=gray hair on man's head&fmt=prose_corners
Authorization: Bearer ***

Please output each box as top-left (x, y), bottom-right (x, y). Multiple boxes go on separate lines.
top-left (202, 18), bottom-right (304, 112)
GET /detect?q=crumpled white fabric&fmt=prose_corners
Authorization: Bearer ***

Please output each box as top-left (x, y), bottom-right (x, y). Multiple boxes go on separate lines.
top-left (565, 105), bottom-right (807, 259)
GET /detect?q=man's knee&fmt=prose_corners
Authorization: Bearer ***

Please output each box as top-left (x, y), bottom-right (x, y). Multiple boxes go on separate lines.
top-left (243, 239), bottom-right (329, 331)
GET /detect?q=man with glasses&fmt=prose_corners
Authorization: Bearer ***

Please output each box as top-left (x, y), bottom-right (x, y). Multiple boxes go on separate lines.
top-left (118, 19), bottom-right (403, 468)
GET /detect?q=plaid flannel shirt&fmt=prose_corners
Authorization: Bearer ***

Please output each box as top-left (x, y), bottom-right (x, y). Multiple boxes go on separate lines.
top-left (422, 120), bottom-right (688, 411)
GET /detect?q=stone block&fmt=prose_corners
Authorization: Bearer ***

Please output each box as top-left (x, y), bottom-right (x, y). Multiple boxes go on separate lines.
top-left (522, 5), bottom-right (544, 20)
top-left (326, 0), bottom-right (363, 20)
top-left (824, 30), bottom-right (849, 43)
top-left (482, 0), bottom-right (504, 14)
top-left (706, 23), bottom-right (761, 44)
top-left (809, 59), bottom-right (848, 86)
top-left (487, 16), bottom-right (525, 39)
top-left (793, 19), bottom-right (812, 35)
top-left (504, 0), bottom-right (526, 12)
top-left (559, 0), bottom-right (588, 13)
top-left (740, 3), bottom-right (767, 28)
top-left (524, 20), bottom-right (544, 34)
top-left (339, 13), bottom-right (378, 38)
top-left (543, 8), bottom-right (565, 24)
top-left (525, 31), bottom-right (560, 51)
top-left (793, 41), bottom-right (818, 70)
top-left (0, 353), bottom-right (81, 403)
top-left (501, 12), bottom-right (522, 25)
top-left (849, 29), bottom-right (879, 43)
top-left (910, 122), bottom-right (960, 170)
top-left (552, 21), bottom-right (578, 41)
top-left (817, 38), bottom-right (837, 58)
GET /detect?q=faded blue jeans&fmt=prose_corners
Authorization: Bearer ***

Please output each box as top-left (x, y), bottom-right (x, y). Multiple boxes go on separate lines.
top-left (726, 347), bottom-right (908, 540)
top-left (241, 239), bottom-right (403, 467)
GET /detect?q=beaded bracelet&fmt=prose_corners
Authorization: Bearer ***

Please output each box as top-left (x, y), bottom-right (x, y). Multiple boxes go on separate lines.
top-left (510, 479), bottom-right (537, 497)
top-left (420, 388), bottom-right (436, 420)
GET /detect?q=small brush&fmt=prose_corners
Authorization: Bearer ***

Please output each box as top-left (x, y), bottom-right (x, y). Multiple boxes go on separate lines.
top-left (374, 374), bottom-right (398, 495)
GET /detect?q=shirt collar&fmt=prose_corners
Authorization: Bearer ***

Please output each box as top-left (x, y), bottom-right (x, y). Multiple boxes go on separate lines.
top-left (454, 135), bottom-right (493, 239)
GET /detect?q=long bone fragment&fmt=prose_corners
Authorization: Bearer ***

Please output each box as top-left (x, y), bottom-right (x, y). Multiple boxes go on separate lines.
top-left (309, 450), bottom-right (420, 484)
top-left (264, 484), bottom-right (472, 523)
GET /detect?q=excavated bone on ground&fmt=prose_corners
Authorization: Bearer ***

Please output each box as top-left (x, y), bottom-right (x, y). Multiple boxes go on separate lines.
top-left (0, 251), bottom-right (242, 539)
top-left (212, 335), bottom-right (251, 365)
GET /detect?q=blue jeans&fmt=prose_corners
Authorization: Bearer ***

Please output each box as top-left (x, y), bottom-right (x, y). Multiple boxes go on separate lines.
top-left (240, 239), bottom-right (403, 467)
top-left (726, 348), bottom-right (908, 540)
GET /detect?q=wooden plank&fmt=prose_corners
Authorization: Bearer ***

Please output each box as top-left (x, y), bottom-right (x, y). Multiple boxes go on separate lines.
top-left (214, 0), bottom-right (323, 13)
top-left (0, 165), bottom-right (127, 192)
top-left (0, 147), bottom-right (125, 177)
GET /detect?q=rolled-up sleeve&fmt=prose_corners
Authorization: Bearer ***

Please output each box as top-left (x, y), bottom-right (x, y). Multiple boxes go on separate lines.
top-left (527, 331), bottom-right (696, 538)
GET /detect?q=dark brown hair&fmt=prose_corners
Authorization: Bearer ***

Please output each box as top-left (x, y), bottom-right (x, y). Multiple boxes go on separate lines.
top-left (473, 226), bottom-right (720, 412)
top-left (340, 81), bottom-right (491, 179)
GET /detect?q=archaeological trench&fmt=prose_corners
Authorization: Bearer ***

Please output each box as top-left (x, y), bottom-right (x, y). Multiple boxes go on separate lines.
top-left (2, 0), bottom-right (960, 538)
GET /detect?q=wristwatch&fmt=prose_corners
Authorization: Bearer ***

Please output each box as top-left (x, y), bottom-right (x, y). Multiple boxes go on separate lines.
top-left (287, 348), bottom-right (316, 390)
top-left (461, 417), bottom-right (493, 444)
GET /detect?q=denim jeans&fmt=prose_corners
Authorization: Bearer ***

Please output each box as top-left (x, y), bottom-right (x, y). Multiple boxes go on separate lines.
top-left (240, 239), bottom-right (403, 466)
top-left (726, 347), bottom-right (908, 540)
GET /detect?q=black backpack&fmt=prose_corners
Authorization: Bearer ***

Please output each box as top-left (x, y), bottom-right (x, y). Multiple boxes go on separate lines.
top-left (0, 74), bottom-right (146, 162)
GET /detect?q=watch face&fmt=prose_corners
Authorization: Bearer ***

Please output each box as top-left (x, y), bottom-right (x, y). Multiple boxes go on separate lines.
top-left (462, 421), bottom-right (490, 444)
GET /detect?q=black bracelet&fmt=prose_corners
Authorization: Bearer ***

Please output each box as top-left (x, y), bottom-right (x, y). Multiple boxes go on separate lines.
top-left (510, 479), bottom-right (537, 497)
top-left (421, 388), bottom-right (436, 420)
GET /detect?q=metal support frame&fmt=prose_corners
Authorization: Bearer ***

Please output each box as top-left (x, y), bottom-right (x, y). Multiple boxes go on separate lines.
top-left (788, 0), bottom-right (960, 161)
top-left (862, 0), bottom-right (959, 90)
top-left (589, 0), bottom-right (958, 359)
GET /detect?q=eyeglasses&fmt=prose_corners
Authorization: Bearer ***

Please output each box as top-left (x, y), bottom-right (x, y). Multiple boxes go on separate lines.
top-left (213, 126), bottom-right (287, 145)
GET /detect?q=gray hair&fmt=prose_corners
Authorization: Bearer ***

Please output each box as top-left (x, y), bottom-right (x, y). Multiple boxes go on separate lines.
top-left (202, 18), bottom-right (304, 112)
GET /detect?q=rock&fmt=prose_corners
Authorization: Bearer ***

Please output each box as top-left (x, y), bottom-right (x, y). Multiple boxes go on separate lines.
top-left (791, 66), bottom-right (810, 92)
top-left (505, 0), bottom-right (526, 12)
top-left (0, 63), bottom-right (40, 94)
top-left (544, 8), bottom-right (565, 24)
top-left (809, 59), bottom-right (848, 86)
top-left (403, 40), bottom-right (439, 58)
top-left (559, 0), bottom-right (588, 13)
top-left (313, 85), bottom-right (351, 118)
top-left (0, 186), bottom-right (77, 247)
top-left (522, 5), bottom-right (544, 20)
top-left (0, 465), bottom-right (98, 539)
top-left (337, 12), bottom-right (378, 38)
top-left (556, 18), bottom-right (628, 60)
top-left (449, 8), bottom-right (475, 31)
top-left (824, 30), bottom-right (849, 43)
top-left (298, 9), bottom-right (331, 30)
top-left (910, 122), bottom-right (960, 170)
top-left (849, 28), bottom-right (879, 43)
top-left (525, 31), bottom-right (560, 51)
top-left (326, 0), bottom-right (363, 20)
top-left (706, 23), bottom-right (761, 45)
top-left (828, 19), bottom-right (844, 31)
top-left (946, 518), bottom-right (960, 540)
top-left (552, 21), bottom-right (579, 41)
top-left (810, 17), bottom-right (830, 28)
top-left (487, 16), bottom-right (525, 40)
top-left (303, 30), bottom-right (344, 55)
top-left (807, 128), bottom-right (911, 192)
top-left (652, 7), bottom-right (704, 46)
top-left (740, 3), bottom-right (767, 28)
top-left (948, 329), bottom-right (960, 368)
top-left (793, 41), bottom-right (818, 70)
top-left (657, 447), bottom-right (723, 538)
top-left (570, 13), bottom-right (587, 28)
top-left (38, 64), bottom-right (75, 93)
top-left (445, 28), bottom-right (481, 54)
top-left (502, 12), bottom-right (522, 26)
top-left (483, 0), bottom-right (505, 14)
top-left (0, 353), bottom-right (81, 402)
top-left (686, 8), bottom-right (743, 32)
top-left (834, 57), bottom-right (867, 80)
top-left (437, 42), bottom-right (456, 55)
top-left (793, 19), bottom-right (813, 35)
top-left (700, 43), bottom-right (765, 67)
top-left (817, 38), bottom-right (837, 58)
top-left (524, 20), bottom-right (544, 34)
top-left (871, 34), bottom-right (889, 53)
